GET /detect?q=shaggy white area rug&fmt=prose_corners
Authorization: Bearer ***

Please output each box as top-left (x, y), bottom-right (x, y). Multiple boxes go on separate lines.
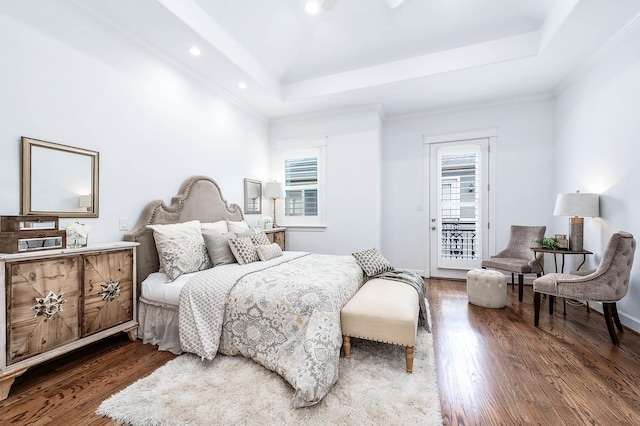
top-left (97, 328), bottom-right (442, 425)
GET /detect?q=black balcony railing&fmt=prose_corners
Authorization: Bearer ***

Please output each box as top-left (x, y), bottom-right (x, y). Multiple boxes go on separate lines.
top-left (441, 219), bottom-right (477, 260)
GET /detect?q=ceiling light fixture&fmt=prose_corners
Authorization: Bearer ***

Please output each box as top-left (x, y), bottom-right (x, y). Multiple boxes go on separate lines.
top-left (320, 0), bottom-right (404, 12)
top-left (188, 47), bottom-right (201, 56)
top-left (305, 1), bottom-right (321, 15)
top-left (386, 0), bottom-right (404, 8)
top-left (238, 82), bottom-right (248, 89)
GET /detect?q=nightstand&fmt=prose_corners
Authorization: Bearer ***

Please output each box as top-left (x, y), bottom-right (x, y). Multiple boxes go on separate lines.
top-left (264, 227), bottom-right (286, 251)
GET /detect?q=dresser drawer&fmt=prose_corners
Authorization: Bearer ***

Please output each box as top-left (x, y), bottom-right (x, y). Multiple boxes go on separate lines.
top-left (6, 257), bottom-right (80, 364)
top-left (82, 250), bottom-right (134, 336)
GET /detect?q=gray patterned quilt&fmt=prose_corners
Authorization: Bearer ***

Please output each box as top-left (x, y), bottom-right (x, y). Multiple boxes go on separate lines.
top-left (178, 252), bottom-right (364, 407)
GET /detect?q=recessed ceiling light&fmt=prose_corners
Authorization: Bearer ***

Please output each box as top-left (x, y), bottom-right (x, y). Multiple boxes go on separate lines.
top-left (238, 82), bottom-right (248, 89)
top-left (305, 1), bottom-right (320, 14)
top-left (189, 47), bottom-right (201, 56)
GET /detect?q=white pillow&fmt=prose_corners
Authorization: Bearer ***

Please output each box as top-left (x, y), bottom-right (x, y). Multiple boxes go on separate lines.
top-left (227, 220), bottom-right (251, 233)
top-left (147, 220), bottom-right (207, 272)
top-left (201, 220), bottom-right (229, 234)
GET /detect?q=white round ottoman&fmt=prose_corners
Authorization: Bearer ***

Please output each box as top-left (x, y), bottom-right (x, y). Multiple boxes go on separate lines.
top-left (467, 269), bottom-right (507, 308)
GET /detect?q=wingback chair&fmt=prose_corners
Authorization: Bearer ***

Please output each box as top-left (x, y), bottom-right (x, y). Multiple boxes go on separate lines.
top-left (533, 231), bottom-right (636, 345)
top-left (481, 225), bottom-right (546, 302)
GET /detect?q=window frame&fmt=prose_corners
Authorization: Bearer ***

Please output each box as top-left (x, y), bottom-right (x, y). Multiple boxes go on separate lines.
top-left (275, 137), bottom-right (327, 228)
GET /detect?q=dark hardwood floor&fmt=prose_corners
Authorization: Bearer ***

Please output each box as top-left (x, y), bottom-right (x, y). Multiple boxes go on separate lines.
top-left (430, 278), bottom-right (640, 425)
top-left (1, 279), bottom-right (640, 425)
top-left (0, 336), bottom-right (176, 425)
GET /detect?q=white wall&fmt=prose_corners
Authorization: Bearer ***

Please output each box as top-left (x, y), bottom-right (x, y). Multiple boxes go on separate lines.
top-left (554, 24), bottom-right (640, 330)
top-left (0, 5), bottom-right (269, 243)
top-left (270, 108), bottom-right (382, 255)
top-left (382, 99), bottom-right (556, 273)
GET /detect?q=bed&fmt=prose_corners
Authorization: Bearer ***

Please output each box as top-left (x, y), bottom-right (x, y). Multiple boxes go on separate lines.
top-left (124, 176), bottom-right (364, 407)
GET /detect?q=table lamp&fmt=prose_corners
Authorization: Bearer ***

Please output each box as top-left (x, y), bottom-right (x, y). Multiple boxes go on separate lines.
top-left (265, 182), bottom-right (285, 228)
top-left (79, 194), bottom-right (92, 212)
top-left (553, 190), bottom-right (599, 251)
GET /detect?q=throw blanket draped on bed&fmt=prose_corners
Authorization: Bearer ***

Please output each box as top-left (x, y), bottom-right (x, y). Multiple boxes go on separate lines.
top-left (179, 253), bottom-right (364, 408)
top-left (377, 269), bottom-right (430, 332)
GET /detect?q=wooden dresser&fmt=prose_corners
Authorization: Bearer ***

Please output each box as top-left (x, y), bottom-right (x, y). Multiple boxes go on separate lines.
top-left (265, 227), bottom-right (286, 251)
top-left (0, 242), bottom-right (138, 400)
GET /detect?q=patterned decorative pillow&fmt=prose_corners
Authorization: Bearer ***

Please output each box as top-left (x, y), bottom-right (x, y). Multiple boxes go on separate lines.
top-left (236, 229), bottom-right (257, 238)
top-left (157, 237), bottom-right (212, 282)
top-left (147, 220), bottom-right (205, 273)
top-left (228, 236), bottom-right (259, 265)
top-left (256, 243), bottom-right (283, 261)
top-left (202, 232), bottom-right (237, 267)
top-left (250, 232), bottom-right (271, 246)
top-left (352, 248), bottom-right (394, 277)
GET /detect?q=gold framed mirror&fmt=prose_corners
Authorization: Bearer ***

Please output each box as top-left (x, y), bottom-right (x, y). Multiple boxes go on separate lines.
top-left (21, 137), bottom-right (99, 218)
top-left (244, 178), bottom-right (262, 215)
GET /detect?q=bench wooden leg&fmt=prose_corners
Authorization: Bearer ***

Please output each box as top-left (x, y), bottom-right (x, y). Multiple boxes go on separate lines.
top-left (343, 335), bottom-right (351, 358)
top-left (405, 346), bottom-right (414, 373)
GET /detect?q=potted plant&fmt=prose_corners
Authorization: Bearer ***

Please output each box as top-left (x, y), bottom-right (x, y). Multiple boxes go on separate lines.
top-left (536, 237), bottom-right (559, 250)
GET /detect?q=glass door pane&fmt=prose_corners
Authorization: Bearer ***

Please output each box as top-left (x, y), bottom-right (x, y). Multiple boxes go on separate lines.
top-left (430, 139), bottom-right (488, 276)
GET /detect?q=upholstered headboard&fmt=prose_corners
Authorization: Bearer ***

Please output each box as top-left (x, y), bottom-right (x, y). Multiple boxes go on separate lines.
top-left (124, 175), bottom-right (244, 290)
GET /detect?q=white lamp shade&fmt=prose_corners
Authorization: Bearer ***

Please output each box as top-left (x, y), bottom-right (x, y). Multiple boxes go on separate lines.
top-left (246, 185), bottom-right (260, 199)
top-left (265, 182), bottom-right (285, 199)
top-left (79, 194), bottom-right (92, 208)
top-left (553, 192), bottom-right (599, 217)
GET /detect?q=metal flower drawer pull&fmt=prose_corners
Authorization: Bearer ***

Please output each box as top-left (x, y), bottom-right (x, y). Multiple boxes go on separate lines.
top-left (98, 279), bottom-right (121, 302)
top-left (32, 290), bottom-right (66, 318)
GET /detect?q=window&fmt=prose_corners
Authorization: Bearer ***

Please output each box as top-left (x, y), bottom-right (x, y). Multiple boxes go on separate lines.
top-left (275, 138), bottom-right (326, 227)
top-left (285, 156), bottom-right (318, 217)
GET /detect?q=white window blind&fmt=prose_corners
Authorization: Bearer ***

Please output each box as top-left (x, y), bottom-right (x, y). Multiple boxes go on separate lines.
top-left (275, 138), bottom-right (327, 227)
top-left (285, 157), bottom-right (318, 217)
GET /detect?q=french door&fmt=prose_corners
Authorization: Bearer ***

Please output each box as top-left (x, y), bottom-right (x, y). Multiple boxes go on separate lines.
top-left (427, 138), bottom-right (490, 279)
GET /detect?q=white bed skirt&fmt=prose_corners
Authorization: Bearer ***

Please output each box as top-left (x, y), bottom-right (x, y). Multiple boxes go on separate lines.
top-left (137, 298), bottom-right (183, 354)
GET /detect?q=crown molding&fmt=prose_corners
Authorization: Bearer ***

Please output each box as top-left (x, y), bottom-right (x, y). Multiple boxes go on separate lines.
top-left (269, 104), bottom-right (384, 125)
top-left (384, 93), bottom-right (554, 122)
top-left (554, 11), bottom-right (640, 96)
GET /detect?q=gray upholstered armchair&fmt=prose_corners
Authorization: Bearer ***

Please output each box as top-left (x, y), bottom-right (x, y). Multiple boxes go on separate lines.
top-left (481, 225), bottom-right (546, 302)
top-left (533, 231), bottom-right (636, 345)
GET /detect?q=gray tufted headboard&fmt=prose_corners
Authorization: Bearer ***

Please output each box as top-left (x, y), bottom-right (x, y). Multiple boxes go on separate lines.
top-left (124, 175), bottom-right (244, 293)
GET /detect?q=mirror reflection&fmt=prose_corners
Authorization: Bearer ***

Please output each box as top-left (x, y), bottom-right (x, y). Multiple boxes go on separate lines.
top-left (244, 178), bottom-right (262, 215)
top-left (22, 137), bottom-right (99, 218)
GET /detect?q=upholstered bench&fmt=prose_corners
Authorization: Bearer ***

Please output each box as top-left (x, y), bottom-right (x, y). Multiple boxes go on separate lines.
top-left (341, 278), bottom-right (419, 373)
top-left (467, 268), bottom-right (507, 308)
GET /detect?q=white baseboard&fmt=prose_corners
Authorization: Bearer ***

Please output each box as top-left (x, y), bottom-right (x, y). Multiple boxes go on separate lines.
top-left (587, 302), bottom-right (640, 335)
top-left (421, 271), bottom-right (640, 335)
top-left (620, 311), bottom-right (640, 334)
top-left (406, 269), bottom-right (426, 277)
